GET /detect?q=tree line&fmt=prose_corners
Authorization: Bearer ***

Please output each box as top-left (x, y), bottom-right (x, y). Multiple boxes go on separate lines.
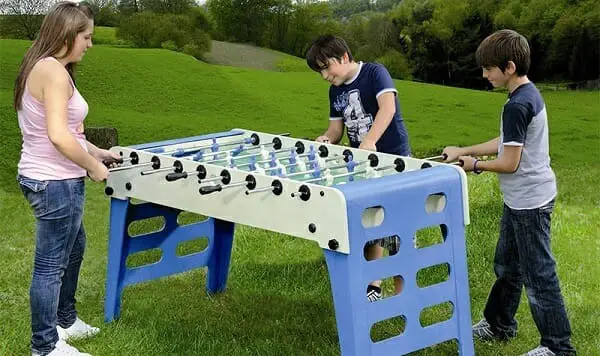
top-left (1, 0), bottom-right (598, 89)
top-left (205, 0), bottom-right (599, 89)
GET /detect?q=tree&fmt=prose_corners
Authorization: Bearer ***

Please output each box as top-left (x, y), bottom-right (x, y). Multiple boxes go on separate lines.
top-left (117, 0), bottom-right (140, 16)
top-left (86, 0), bottom-right (119, 27)
top-left (284, 2), bottom-right (341, 57)
top-left (266, 0), bottom-right (293, 52)
top-left (0, 0), bottom-right (55, 40)
top-left (329, 0), bottom-right (373, 19)
top-left (138, 0), bottom-right (195, 14)
top-left (207, 0), bottom-right (276, 45)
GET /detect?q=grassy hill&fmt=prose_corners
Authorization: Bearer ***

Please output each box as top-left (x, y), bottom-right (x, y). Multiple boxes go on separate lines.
top-left (0, 39), bottom-right (598, 355)
top-left (203, 40), bottom-right (311, 72)
top-left (91, 26), bottom-right (310, 72)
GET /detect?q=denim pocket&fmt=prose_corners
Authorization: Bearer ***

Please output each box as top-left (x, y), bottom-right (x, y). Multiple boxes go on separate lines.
top-left (18, 176), bottom-right (48, 217)
top-left (18, 176), bottom-right (48, 193)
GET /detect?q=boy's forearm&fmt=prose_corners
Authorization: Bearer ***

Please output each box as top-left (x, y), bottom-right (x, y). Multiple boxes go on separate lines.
top-left (325, 130), bottom-right (342, 144)
top-left (363, 108), bottom-right (395, 144)
top-left (324, 123), bottom-right (344, 143)
top-left (476, 158), bottom-right (517, 174)
top-left (476, 144), bottom-right (521, 173)
top-left (462, 137), bottom-right (500, 156)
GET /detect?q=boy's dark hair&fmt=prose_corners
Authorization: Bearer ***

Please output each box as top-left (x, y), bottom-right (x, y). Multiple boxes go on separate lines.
top-left (476, 29), bottom-right (531, 76)
top-left (306, 35), bottom-right (354, 72)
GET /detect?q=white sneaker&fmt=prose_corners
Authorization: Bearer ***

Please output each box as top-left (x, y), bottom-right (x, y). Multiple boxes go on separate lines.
top-left (57, 318), bottom-right (100, 341)
top-left (32, 339), bottom-right (91, 356)
top-left (522, 346), bottom-right (556, 356)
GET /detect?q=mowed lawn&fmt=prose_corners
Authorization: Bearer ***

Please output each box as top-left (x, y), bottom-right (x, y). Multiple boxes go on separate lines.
top-left (0, 39), bottom-right (598, 355)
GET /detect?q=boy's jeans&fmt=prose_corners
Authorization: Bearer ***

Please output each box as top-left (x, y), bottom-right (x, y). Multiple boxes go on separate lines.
top-left (483, 199), bottom-right (576, 355)
top-left (18, 176), bottom-right (86, 355)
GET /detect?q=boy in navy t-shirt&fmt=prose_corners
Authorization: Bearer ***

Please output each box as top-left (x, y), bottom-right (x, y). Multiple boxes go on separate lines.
top-left (306, 35), bottom-right (411, 301)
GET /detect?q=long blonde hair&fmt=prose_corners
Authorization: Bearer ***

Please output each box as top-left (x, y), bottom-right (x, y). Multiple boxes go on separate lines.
top-left (14, 1), bottom-right (93, 110)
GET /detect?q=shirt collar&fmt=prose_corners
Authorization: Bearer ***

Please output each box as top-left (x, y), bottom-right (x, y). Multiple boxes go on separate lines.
top-left (344, 62), bottom-right (363, 85)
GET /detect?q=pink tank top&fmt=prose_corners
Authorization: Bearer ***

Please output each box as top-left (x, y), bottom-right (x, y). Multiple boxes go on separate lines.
top-left (18, 57), bottom-right (89, 180)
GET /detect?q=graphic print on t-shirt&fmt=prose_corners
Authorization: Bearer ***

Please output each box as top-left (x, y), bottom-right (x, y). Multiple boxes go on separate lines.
top-left (333, 89), bottom-right (373, 143)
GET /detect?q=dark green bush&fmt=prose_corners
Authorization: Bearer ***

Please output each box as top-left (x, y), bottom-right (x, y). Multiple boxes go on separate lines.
top-left (376, 50), bottom-right (412, 80)
top-left (117, 11), bottom-right (211, 58)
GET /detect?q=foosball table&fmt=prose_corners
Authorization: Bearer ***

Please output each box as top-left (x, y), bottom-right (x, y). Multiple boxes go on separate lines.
top-left (103, 128), bottom-right (475, 355)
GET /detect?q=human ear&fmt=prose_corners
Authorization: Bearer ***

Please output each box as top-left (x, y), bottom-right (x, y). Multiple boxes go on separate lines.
top-left (343, 52), bottom-right (349, 64)
top-left (506, 61), bottom-right (517, 74)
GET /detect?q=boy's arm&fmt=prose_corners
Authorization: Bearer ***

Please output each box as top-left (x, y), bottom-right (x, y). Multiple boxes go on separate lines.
top-left (317, 86), bottom-right (345, 144)
top-left (359, 65), bottom-right (398, 151)
top-left (317, 119), bottom-right (344, 144)
top-left (360, 92), bottom-right (395, 150)
top-left (444, 137), bottom-right (500, 161)
top-left (462, 145), bottom-right (521, 173)
top-left (456, 102), bottom-right (530, 173)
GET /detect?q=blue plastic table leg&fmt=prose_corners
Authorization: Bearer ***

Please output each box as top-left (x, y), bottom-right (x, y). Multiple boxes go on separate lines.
top-left (207, 218), bottom-right (235, 294)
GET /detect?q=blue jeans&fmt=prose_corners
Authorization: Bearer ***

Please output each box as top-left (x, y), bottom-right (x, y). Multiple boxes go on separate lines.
top-left (18, 176), bottom-right (86, 355)
top-left (483, 200), bottom-right (576, 355)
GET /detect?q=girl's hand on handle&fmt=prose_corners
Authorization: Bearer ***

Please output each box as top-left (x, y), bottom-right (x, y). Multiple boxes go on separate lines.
top-left (88, 161), bottom-right (109, 182)
top-left (95, 149), bottom-right (122, 168)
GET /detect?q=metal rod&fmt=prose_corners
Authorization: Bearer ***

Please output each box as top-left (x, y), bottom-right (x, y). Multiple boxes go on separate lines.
top-left (245, 186), bottom-right (273, 195)
top-left (198, 175), bottom-right (223, 183)
top-left (219, 180), bottom-right (247, 190)
top-left (326, 160), bottom-right (367, 171)
top-left (285, 167), bottom-right (319, 178)
top-left (255, 148), bottom-right (296, 163)
top-left (199, 145), bottom-right (248, 163)
top-left (227, 143), bottom-right (275, 161)
top-left (108, 161), bottom-right (152, 173)
top-left (423, 154), bottom-right (446, 161)
top-left (140, 166), bottom-right (173, 175)
top-left (303, 164), bottom-right (396, 184)
top-left (163, 135), bottom-right (253, 155)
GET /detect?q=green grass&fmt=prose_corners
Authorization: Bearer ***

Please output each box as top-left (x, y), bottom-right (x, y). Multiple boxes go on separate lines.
top-left (273, 51), bottom-right (311, 72)
top-left (90, 26), bottom-right (316, 72)
top-left (92, 26), bottom-right (130, 47)
top-left (0, 39), bottom-right (599, 355)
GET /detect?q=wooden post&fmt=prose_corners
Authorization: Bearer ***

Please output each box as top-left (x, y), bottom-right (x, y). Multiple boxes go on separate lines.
top-left (85, 127), bottom-right (118, 149)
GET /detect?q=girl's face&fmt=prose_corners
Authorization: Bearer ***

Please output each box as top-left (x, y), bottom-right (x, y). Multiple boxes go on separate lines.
top-left (68, 20), bottom-right (94, 63)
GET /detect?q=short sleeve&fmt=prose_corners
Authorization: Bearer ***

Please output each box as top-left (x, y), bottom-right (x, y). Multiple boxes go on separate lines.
top-left (373, 65), bottom-right (398, 99)
top-left (502, 103), bottom-right (531, 145)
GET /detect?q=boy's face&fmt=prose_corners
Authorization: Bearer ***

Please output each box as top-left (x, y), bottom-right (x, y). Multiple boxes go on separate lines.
top-left (482, 62), bottom-right (516, 88)
top-left (318, 53), bottom-right (352, 86)
top-left (482, 66), bottom-right (509, 88)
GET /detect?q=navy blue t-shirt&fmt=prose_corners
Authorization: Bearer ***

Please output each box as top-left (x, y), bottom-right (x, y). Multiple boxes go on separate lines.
top-left (329, 62), bottom-right (411, 155)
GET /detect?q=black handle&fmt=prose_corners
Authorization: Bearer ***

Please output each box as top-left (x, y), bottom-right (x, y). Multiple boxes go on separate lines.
top-left (166, 172), bottom-right (188, 182)
top-left (199, 184), bottom-right (222, 195)
top-left (103, 157), bottom-right (124, 167)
